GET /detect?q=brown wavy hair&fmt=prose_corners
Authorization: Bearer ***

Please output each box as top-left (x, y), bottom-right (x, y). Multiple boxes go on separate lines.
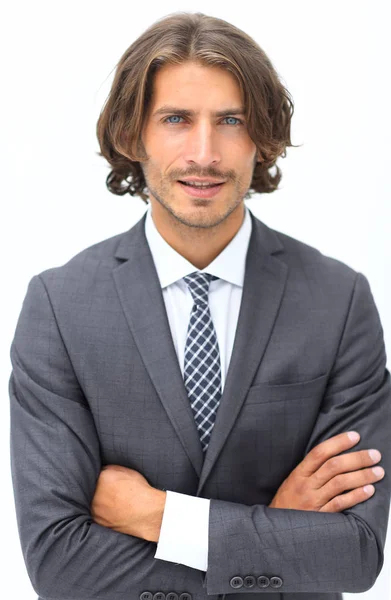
top-left (96, 11), bottom-right (299, 203)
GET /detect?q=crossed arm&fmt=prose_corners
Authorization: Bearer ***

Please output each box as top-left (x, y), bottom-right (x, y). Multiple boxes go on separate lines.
top-left (90, 463), bottom-right (167, 543)
top-left (90, 428), bottom-right (387, 542)
top-left (9, 272), bottom-right (391, 599)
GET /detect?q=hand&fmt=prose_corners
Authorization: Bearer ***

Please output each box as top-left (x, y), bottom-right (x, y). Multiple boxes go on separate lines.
top-left (91, 464), bottom-right (166, 542)
top-left (268, 431), bottom-right (385, 512)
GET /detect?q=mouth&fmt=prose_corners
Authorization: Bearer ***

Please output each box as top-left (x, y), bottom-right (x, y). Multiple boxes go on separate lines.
top-left (177, 180), bottom-right (226, 199)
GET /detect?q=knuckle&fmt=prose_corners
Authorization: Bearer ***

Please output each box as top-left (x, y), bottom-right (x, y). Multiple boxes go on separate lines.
top-left (302, 490), bottom-right (316, 510)
top-left (332, 495), bottom-right (344, 511)
top-left (311, 444), bottom-right (325, 462)
top-left (360, 450), bottom-right (372, 467)
top-left (330, 473), bottom-right (344, 492)
top-left (326, 456), bottom-right (340, 474)
top-left (357, 471), bottom-right (370, 487)
top-left (295, 477), bottom-right (308, 495)
top-left (311, 470), bottom-right (323, 487)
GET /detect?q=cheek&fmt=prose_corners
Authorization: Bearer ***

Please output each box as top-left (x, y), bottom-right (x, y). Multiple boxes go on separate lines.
top-left (223, 135), bottom-right (256, 161)
top-left (146, 137), bottom-right (182, 170)
top-left (149, 126), bottom-right (183, 151)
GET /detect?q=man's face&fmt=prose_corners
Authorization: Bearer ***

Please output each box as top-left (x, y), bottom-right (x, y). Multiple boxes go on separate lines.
top-left (140, 61), bottom-right (259, 229)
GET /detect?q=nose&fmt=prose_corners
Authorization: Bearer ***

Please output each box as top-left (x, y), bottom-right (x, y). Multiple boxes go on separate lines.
top-left (182, 120), bottom-right (221, 167)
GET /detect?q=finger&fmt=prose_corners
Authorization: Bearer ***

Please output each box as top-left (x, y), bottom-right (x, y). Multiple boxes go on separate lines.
top-left (318, 465), bottom-right (385, 505)
top-left (312, 448), bottom-right (382, 487)
top-left (319, 484), bottom-right (376, 513)
top-left (298, 431), bottom-right (360, 477)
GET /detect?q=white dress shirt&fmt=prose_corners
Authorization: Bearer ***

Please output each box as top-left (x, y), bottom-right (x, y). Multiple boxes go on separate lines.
top-left (144, 202), bottom-right (253, 571)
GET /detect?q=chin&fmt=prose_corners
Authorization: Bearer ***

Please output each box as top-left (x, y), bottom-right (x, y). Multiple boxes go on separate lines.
top-left (178, 207), bottom-right (232, 229)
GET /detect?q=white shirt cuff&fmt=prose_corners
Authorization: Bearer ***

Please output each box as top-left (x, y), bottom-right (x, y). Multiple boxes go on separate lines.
top-left (154, 490), bottom-right (210, 571)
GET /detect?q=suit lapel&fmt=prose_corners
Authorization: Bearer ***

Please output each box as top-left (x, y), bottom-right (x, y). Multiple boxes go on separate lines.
top-left (113, 212), bottom-right (205, 478)
top-left (112, 209), bottom-right (288, 491)
top-left (197, 217), bottom-right (288, 493)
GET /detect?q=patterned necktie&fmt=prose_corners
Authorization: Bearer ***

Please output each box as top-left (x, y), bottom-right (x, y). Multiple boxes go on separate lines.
top-left (183, 271), bottom-right (222, 452)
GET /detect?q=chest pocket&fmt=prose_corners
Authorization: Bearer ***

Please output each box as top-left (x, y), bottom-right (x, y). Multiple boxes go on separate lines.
top-left (245, 372), bottom-right (329, 404)
top-left (220, 373), bottom-right (330, 491)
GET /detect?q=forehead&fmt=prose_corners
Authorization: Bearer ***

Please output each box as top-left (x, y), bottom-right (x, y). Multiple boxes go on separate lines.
top-left (148, 61), bottom-right (243, 110)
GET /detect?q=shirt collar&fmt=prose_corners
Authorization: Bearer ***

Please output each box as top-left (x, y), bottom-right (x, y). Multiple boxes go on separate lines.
top-left (144, 203), bottom-right (253, 289)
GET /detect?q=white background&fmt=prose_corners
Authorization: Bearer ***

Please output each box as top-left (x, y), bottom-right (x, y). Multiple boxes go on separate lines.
top-left (2, 0), bottom-right (390, 598)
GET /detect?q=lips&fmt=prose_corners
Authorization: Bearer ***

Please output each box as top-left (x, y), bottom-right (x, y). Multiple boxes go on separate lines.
top-left (180, 181), bottom-right (220, 188)
top-left (179, 180), bottom-right (224, 187)
top-left (177, 180), bottom-right (225, 199)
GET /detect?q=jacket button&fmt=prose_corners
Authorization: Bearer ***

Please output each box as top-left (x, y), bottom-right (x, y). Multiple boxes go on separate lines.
top-left (140, 593), bottom-right (153, 600)
top-left (257, 576), bottom-right (270, 588)
top-left (270, 576), bottom-right (283, 588)
top-left (153, 593), bottom-right (166, 600)
top-left (179, 594), bottom-right (192, 600)
top-left (166, 594), bottom-right (178, 600)
top-left (230, 576), bottom-right (244, 588)
top-left (243, 575), bottom-right (256, 588)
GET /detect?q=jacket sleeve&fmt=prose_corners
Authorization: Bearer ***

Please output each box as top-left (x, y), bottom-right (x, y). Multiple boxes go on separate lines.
top-left (205, 272), bottom-right (391, 595)
top-left (9, 274), bottom-right (202, 600)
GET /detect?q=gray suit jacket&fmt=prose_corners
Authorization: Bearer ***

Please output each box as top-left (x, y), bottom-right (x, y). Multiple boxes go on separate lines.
top-left (9, 209), bottom-right (391, 600)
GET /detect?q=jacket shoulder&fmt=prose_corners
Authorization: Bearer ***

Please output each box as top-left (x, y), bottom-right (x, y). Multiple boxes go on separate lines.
top-left (34, 227), bottom-right (132, 285)
top-left (271, 225), bottom-right (359, 284)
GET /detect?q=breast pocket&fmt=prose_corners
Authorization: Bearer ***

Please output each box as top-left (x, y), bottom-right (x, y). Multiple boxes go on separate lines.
top-left (245, 373), bottom-right (329, 404)
top-left (229, 374), bottom-right (330, 490)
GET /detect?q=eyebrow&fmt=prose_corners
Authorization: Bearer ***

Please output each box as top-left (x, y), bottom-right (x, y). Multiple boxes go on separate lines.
top-left (152, 105), bottom-right (246, 118)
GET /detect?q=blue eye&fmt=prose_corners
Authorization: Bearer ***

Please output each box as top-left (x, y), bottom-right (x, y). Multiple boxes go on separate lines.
top-left (163, 115), bottom-right (243, 126)
top-left (165, 115), bottom-right (184, 124)
top-left (224, 117), bottom-right (242, 126)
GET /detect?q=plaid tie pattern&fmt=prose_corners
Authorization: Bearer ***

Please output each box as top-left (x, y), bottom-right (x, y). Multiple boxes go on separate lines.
top-left (183, 271), bottom-right (221, 452)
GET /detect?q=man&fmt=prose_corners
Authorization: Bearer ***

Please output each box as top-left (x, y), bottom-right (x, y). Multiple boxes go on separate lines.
top-left (9, 11), bottom-right (391, 600)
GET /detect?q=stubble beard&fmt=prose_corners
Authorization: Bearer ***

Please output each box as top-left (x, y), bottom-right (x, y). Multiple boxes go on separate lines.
top-left (142, 167), bottom-right (250, 230)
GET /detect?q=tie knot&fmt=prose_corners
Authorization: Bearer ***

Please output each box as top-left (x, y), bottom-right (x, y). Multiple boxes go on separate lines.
top-left (183, 271), bottom-right (219, 306)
